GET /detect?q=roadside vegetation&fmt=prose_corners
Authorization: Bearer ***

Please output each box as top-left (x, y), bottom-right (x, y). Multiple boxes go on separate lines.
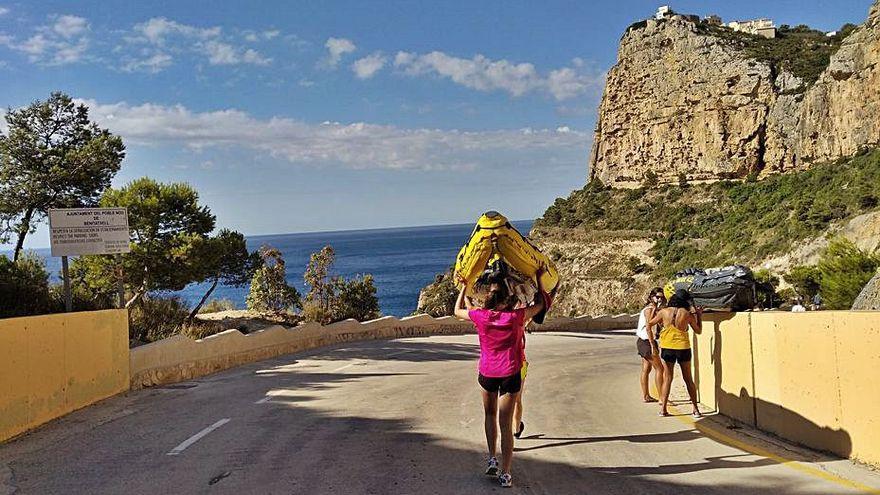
top-left (0, 92), bottom-right (381, 342)
top-left (537, 148), bottom-right (880, 308)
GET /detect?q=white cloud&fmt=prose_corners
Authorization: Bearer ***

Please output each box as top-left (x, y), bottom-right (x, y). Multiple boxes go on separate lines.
top-left (201, 40), bottom-right (271, 66)
top-left (243, 29), bottom-right (281, 43)
top-left (322, 37), bottom-right (355, 68)
top-left (394, 50), bottom-right (603, 101)
top-left (351, 52), bottom-right (386, 79)
top-left (132, 17), bottom-right (220, 46)
top-left (0, 7), bottom-right (10, 16)
top-left (80, 99), bottom-right (589, 171)
top-left (121, 52), bottom-right (172, 73)
top-left (52, 15), bottom-right (88, 38)
top-left (122, 18), bottom-right (271, 70)
top-left (1, 15), bottom-right (91, 65)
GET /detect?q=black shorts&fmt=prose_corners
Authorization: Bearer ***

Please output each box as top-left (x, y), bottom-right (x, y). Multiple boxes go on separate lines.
top-left (478, 372), bottom-right (522, 396)
top-left (636, 338), bottom-right (655, 359)
top-left (661, 348), bottom-right (692, 364)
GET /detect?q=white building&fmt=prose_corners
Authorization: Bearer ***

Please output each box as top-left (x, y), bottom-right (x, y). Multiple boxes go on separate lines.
top-left (727, 18), bottom-right (777, 38)
top-left (656, 5), bottom-right (674, 20)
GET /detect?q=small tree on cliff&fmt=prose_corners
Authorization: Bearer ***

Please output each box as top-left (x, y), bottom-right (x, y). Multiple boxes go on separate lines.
top-left (246, 246), bottom-right (301, 314)
top-left (303, 245), bottom-right (380, 324)
top-left (187, 229), bottom-right (260, 320)
top-left (303, 245), bottom-right (336, 323)
top-left (72, 178), bottom-right (216, 310)
top-left (0, 92), bottom-right (125, 261)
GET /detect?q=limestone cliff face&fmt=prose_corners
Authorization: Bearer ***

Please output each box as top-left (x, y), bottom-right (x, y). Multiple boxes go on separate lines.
top-left (798, 2), bottom-right (880, 163)
top-left (590, 1), bottom-right (880, 186)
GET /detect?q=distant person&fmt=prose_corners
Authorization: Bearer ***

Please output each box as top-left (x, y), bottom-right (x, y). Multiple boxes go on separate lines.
top-left (791, 299), bottom-right (807, 312)
top-left (648, 289), bottom-right (702, 418)
top-left (636, 287), bottom-right (666, 402)
top-left (455, 267), bottom-right (546, 488)
top-left (811, 293), bottom-right (823, 311)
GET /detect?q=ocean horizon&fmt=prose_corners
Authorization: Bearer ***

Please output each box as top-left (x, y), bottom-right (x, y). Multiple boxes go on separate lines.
top-left (6, 219), bottom-right (534, 317)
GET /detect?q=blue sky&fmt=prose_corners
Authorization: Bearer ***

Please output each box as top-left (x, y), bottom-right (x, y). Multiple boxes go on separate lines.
top-left (0, 0), bottom-right (872, 248)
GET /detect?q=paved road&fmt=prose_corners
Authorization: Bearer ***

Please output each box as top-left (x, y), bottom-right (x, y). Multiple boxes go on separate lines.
top-left (2, 329), bottom-right (879, 494)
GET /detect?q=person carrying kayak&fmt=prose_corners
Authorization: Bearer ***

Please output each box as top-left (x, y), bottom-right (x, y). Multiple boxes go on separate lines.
top-left (455, 266), bottom-right (546, 488)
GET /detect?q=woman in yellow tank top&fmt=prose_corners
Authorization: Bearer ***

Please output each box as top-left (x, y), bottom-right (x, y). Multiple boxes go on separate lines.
top-left (648, 289), bottom-right (703, 418)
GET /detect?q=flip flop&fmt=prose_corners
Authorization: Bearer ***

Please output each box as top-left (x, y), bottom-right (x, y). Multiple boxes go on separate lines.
top-left (692, 411), bottom-right (703, 418)
top-left (643, 397), bottom-right (658, 403)
top-left (658, 411), bottom-right (670, 417)
top-left (514, 421), bottom-right (525, 438)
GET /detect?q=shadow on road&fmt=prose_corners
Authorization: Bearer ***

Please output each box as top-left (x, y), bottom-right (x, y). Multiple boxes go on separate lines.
top-left (514, 429), bottom-right (704, 452)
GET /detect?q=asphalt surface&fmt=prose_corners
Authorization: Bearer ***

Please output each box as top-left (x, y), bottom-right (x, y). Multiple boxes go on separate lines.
top-left (2, 329), bottom-right (879, 494)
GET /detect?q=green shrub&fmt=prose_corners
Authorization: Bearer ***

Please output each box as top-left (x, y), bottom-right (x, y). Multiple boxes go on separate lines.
top-left (0, 252), bottom-right (52, 318)
top-left (784, 265), bottom-right (822, 299)
top-left (199, 298), bottom-right (237, 314)
top-left (128, 295), bottom-right (190, 343)
top-left (817, 238), bottom-right (880, 309)
top-left (331, 274), bottom-right (381, 322)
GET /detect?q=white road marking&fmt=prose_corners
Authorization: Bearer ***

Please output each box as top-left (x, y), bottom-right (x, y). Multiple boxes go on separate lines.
top-left (166, 419), bottom-right (230, 456)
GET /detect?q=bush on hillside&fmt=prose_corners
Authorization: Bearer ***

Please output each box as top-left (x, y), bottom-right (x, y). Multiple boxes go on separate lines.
top-left (697, 22), bottom-right (855, 86)
top-left (817, 238), bottom-right (880, 309)
top-left (537, 148), bottom-right (880, 277)
top-left (784, 265), bottom-right (822, 300)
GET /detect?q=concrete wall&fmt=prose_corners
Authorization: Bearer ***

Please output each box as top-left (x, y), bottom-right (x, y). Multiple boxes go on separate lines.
top-left (129, 313), bottom-right (638, 389)
top-left (0, 310), bottom-right (130, 443)
top-left (693, 311), bottom-right (880, 467)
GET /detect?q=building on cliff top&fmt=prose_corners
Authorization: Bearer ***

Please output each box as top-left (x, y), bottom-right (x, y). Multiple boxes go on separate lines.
top-left (727, 18), bottom-right (777, 38)
top-left (655, 5), bottom-right (673, 20)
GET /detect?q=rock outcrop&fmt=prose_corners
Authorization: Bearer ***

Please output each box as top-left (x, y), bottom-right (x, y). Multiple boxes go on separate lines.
top-left (589, 1), bottom-right (880, 186)
top-left (852, 272), bottom-right (880, 310)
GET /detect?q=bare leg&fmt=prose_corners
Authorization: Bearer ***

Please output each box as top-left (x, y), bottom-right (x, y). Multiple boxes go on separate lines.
top-left (660, 359), bottom-right (675, 416)
top-left (640, 357), bottom-right (654, 401)
top-left (498, 392), bottom-right (518, 474)
top-left (513, 379), bottom-right (524, 434)
top-left (481, 389), bottom-right (498, 457)
top-left (680, 361), bottom-right (700, 416)
top-left (652, 356), bottom-right (664, 400)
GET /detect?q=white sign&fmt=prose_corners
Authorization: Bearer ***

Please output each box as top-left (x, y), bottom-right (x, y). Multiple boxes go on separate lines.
top-left (49, 208), bottom-right (131, 257)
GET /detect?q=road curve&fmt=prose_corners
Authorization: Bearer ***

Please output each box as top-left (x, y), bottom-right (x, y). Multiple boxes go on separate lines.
top-left (1, 329), bottom-right (879, 494)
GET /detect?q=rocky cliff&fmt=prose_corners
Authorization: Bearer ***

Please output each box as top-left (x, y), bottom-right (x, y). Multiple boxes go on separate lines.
top-left (590, 1), bottom-right (880, 186)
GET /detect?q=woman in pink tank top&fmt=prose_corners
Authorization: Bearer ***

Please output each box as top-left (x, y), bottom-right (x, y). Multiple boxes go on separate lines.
top-left (454, 268), bottom-right (546, 488)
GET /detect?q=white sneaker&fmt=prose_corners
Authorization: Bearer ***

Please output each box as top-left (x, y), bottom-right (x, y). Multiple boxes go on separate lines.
top-left (499, 473), bottom-right (513, 487)
top-left (485, 457), bottom-right (499, 476)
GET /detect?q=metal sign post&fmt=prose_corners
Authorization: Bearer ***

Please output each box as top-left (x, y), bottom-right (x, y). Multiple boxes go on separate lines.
top-left (61, 256), bottom-right (72, 312)
top-left (48, 208), bottom-right (131, 312)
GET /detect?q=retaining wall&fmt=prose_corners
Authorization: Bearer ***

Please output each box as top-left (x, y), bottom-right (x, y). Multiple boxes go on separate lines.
top-left (0, 310), bottom-right (130, 443)
top-left (694, 311), bottom-right (880, 467)
top-left (129, 313), bottom-right (638, 389)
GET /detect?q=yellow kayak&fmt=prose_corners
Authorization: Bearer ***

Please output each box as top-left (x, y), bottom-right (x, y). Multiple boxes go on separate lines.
top-left (454, 211), bottom-right (559, 293)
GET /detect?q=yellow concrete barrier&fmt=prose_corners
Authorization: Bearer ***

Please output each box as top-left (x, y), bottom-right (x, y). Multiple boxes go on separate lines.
top-left (693, 310), bottom-right (880, 467)
top-left (0, 310), bottom-right (130, 443)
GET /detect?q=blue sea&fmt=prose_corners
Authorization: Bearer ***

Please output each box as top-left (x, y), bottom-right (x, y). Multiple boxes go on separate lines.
top-left (15, 220), bottom-right (533, 317)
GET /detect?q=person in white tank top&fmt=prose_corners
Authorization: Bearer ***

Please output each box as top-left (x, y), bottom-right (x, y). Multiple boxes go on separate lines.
top-left (636, 287), bottom-right (665, 402)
